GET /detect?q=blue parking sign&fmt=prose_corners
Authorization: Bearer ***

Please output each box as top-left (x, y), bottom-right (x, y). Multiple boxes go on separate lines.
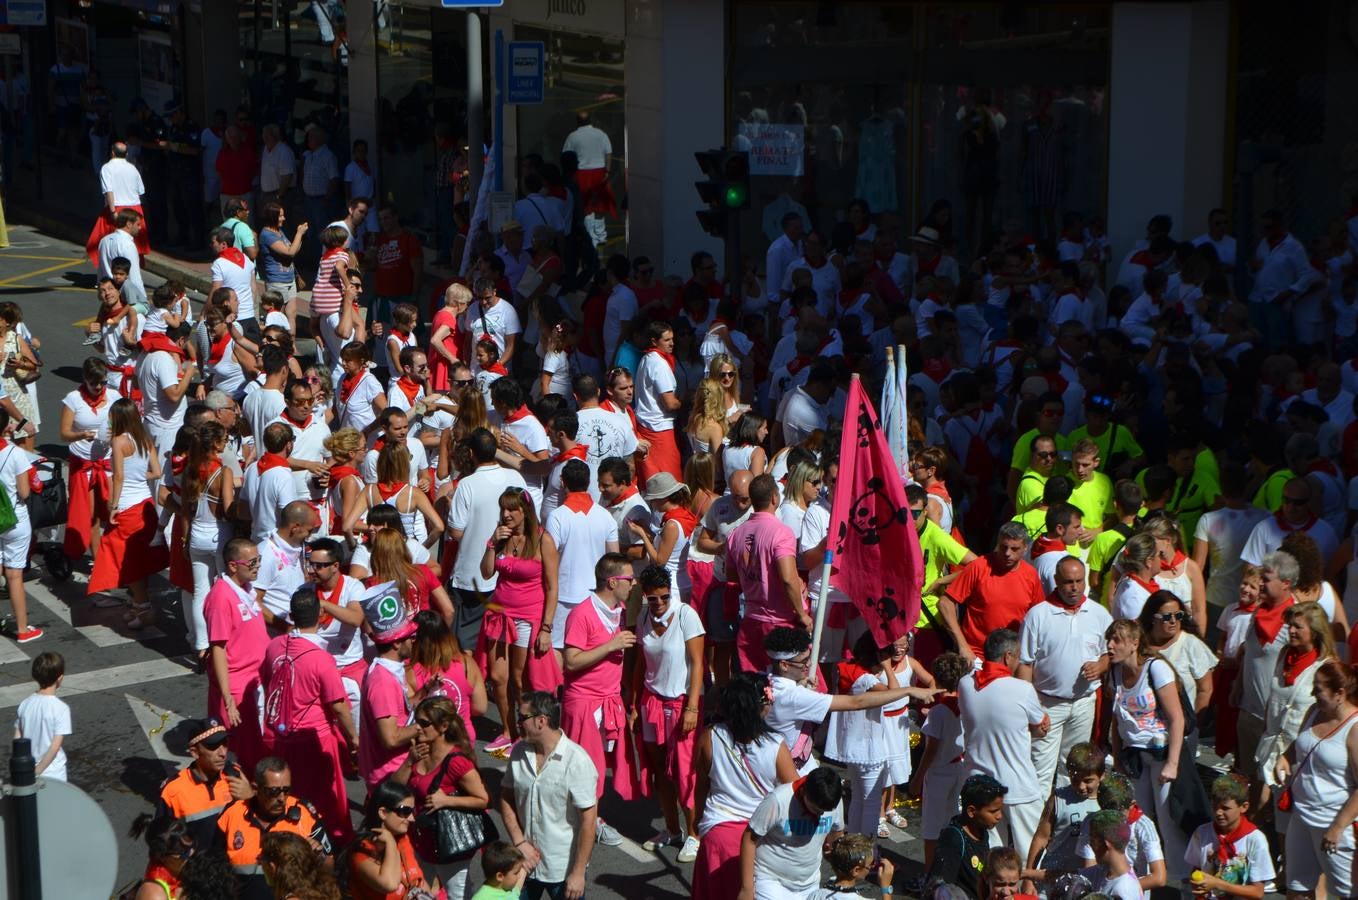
top-left (506, 41), bottom-right (545, 105)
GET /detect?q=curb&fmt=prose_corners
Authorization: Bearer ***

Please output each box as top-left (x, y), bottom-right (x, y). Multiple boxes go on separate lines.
top-left (7, 204), bottom-right (215, 296)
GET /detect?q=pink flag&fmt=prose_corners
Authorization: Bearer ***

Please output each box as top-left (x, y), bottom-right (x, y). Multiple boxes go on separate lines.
top-left (827, 377), bottom-right (923, 646)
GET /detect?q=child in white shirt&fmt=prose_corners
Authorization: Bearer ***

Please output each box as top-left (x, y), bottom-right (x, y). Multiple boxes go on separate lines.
top-left (910, 651), bottom-right (971, 869)
top-left (140, 283), bottom-right (184, 336)
top-left (1183, 776), bottom-right (1273, 900)
top-left (1082, 809), bottom-right (1144, 900)
top-left (14, 652), bottom-right (71, 782)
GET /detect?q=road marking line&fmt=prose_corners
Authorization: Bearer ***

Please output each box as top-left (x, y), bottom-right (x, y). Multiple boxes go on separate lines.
top-left (0, 639), bottom-right (28, 665)
top-left (26, 580), bottom-right (167, 646)
top-left (0, 255), bottom-right (82, 262)
top-left (126, 693), bottom-right (187, 763)
top-left (611, 835), bottom-right (656, 863)
top-left (0, 259), bottom-right (83, 286)
top-left (0, 657), bottom-right (190, 707)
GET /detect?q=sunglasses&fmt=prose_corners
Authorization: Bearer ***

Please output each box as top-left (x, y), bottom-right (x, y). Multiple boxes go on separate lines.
top-left (232, 557), bottom-right (262, 569)
top-left (910, 507), bottom-right (925, 519)
top-left (306, 559), bottom-right (337, 569)
top-left (260, 785), bottom-right (291, 797)
top-left (1153, 611), bottom-right (1187, 623)
top-left (516, 711), bottom-right (542, 724)
top-left (809, 478), bottom-right (822, 486)
top-left (1283, 496), bottom-right (1310, 506)
top-left (453, 379), bottom-right (474, 387)
top-left (1034, 450), bottom-right (1058, 459)
top-left (718, 371), bottom-right (736, 379)
top-left (784, 656), bottom-right (812, 669)
top-left (610, 574), bottom-right (635, 584)
top-left (390, 805), bottom-right (417, 819)
top-left (415, 718), bottom-right (434, 729)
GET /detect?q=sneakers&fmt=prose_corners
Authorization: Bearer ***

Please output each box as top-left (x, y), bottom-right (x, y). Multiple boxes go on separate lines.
top-left (677, 835), bottom-right (701, 863)
top-left (641, 830), bottom-right (677, 851)
top-left (485, 734), bottom-right (513, 756)
top-left (595, 819), bottom-right (623, 847)
top-left (15, 627), bottom-right (42, 644)
top-left (81, 333), bottom-right (100, 346)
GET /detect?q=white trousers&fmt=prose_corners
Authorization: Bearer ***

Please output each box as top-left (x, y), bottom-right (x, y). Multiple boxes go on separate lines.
top-left (1030, 692), bottom-right (1096, 792)
top-left (185, 547), bottom-right (221, 651)
top-left (846, 759), bottom-right (889, 836)
top-left (1003, 796), bottom-right (1045, 868)
top-left (1131, 750), bottom-right (1190, 880)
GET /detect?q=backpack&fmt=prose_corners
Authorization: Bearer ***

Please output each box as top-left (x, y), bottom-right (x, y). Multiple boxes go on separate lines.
top-left (262, 636), bottom-right (321, 735)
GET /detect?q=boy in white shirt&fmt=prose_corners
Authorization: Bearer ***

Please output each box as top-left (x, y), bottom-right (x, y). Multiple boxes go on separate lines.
top-left (14, 652), bottom-right (72, 782)
top-left (1082, 809), bottom-right (1144, 900)
top-left (1183, 776), bottom-right (1273, 899)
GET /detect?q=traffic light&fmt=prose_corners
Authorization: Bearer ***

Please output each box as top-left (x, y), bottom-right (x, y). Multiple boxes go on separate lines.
top-left (694, 148), bottom-right (750, 237)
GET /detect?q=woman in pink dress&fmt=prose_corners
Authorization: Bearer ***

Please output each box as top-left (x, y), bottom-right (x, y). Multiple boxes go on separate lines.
top-left (478, 486), bottom-right (554, 755)
top-left (428, 283), bottom-right (470, 393)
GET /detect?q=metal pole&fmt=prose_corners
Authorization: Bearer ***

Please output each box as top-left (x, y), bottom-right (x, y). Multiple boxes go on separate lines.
top-left (11, 737), bottom-right (40, 899)
top-left (466, 11), bottom-right (483, 210)
top-left (808, 550), bottom-right (833, 673)
top-left (493, 29), bottom-right (504, 192)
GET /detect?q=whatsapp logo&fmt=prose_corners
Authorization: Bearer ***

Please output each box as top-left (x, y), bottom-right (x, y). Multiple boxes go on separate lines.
top-left (379, 594), bottom-right (400, 620)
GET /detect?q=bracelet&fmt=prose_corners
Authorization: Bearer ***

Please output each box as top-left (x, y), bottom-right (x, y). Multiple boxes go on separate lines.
top-left (684, 706), bottom-right (699, 714)
top-left (485, 539), bottom-right (496, 550)
top-left (15, 418), bottom-right (26, 429)
top-left (540, 623), bottom-right (553, 632)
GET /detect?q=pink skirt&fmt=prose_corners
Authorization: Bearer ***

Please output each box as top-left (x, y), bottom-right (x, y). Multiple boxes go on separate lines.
top-left (639, 689), bottom-right (698, 809)
top-left (207, 679), bottom-right (266, 778)
top-left (264, 724), bottom-right (354, 843)
top-left (560, 693), bottom-right (638, 801)
top-left (691, 821), bottom-right (745, 899)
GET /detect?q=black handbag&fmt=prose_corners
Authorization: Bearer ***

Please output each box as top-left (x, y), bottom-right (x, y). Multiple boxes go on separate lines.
top-left (415, 752), bottom-right (499, 862)
top-left (27, 458), bottom-right (66, 531)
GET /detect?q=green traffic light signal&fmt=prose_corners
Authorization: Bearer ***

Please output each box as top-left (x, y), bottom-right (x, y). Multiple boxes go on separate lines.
top-left (724, 184), bottom-right (748, 209)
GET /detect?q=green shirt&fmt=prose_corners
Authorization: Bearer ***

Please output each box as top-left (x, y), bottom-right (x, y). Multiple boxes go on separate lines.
top-left (1068, 422), bottom-right (1144, 471)
top-left (221, 217), bottom-right (257, 249)
top-left (1010, 428), bottom-right (1071, 473)
top-left (1088, 522), bottom-right (1135, 603)
top-left (471, 886), bottom-right (520, 900)
top-left (1252, 468), bottom-right (1294, 514)
top-left (1013, 505), bottom-right (1047, 540)
top-left (1015, 469), bottom-right (1049, 514)
top-left (1069, 472), bottom-right (1113, 529)
top-left (919, 519), bottom-right (972, 629)
top-left (1170, 450), bottom-right (1221, 544)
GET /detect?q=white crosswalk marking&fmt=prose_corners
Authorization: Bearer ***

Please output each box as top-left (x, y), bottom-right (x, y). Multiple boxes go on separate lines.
top-left (126, 693), bottom-right (188, 764)
top-left (25, 579), bottom-right (166, 645)
top-left (0, 658), bottom-right (190, 708)
top-left (0, 638), bottom-right (29, 665)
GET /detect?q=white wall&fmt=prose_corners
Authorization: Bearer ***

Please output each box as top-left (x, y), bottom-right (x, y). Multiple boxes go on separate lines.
top-left (1107, 2), bottom-right (1229, 264)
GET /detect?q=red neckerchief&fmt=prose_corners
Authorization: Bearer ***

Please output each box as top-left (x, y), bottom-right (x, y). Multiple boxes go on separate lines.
top-left (208, 330), bottom-right (231, 365)
top-left (329, 464), bottom-right (360, 483)
top-left (217, 247), bottom-right (247, 268)
top-left (786, 354), bottom-right (814, 376)
top-left (372, 437), bottom-right (386, 453)
top-left (1284, 647), bottom-right (1320, 686)
top-left (921, 357), bottom-right (951, 383)
top-left (562, 492), bottom-right (594, 514)
top-left (375, 481), bottom-right (406, 500)
top-left (663, 506), bottom-right (699, 537)
top-left (1126, 573), bottom-right (1159, 594)
top-left (1267, 233), bottom-right (1285, 250)
top-left (710, 316), bottom-right (733, 331)
top-left (553, 444), bottom-right (588, 464)
top-left (974, 660), bottom-right (1011, 690)
top-left (1213, 818), bottom-right (1258, 867)
top-left (394, 377), bottom-right (421, 405)
top-left (353, 159), bottom-right (371, 174)
top-left (485, 362), bottom-right (509, 376)
top-left (1309, 458), bottom-right (1340, 477)
top-left (1045, 591), bottom-right (1088, 612)
top-left (1274, 510), bottom-right (1318, 533)
top-left (257, 453), bottom-right (290, 475)
top-left (143, 863), bottom-right (181, 898)
top-left (168, 453), bottom-right (187, 477)
top-left (390, 328), bottom-right (410, 343)
top-left (1031, 535), bottom-right (1066, 558)
top-left (1060, 229), bottom-right (1083, 244)
top-left (838, 288), bottom-right (865, 310)
top-left (281, 409), bottom-right (312, 431)
top-left (1127, 803), bottom-right (1144, 824)
top-left (1253, 596), bottom-right (1295, 645)
top-left (78, 385), bottom-right (106, 414)
top-left (338, 370), bottom-right (366, 404)
top-left (925, 480), bottom-right (952, 506)
top-left (138, 332), bottom-right (185, 360)
top-left (96, 301), bottom-right (127, 324)
top-left (1042, 369), bottom-right (1069, 394)
top-left (646, 347), bottom-right (677, 372)
top-left (504, 405), bottom-right (532, 424)
top-left (1160, 550), bottom-right (1187, 572)
top-left (316, 574), bottom-right (346, 627)
top-left (607, 484), bottom-right (640, 507)
top-left (1129, 250), bottom-right (1156, 268)
top-left (935, 693), bottom-right (960, 717)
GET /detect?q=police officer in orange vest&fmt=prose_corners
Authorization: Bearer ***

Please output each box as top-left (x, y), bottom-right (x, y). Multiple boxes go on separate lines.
top-left (157, 718), bottom-right (254, 850)
top-left (216, 755), bottom-right (333, 900)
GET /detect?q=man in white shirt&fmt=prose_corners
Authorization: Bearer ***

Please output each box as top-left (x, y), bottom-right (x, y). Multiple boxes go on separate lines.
top-left (1241, 477), bottom-right (1338, 565)
top-left (690, 471), bottom-right (753, 660)
top-left (447, 429), bottom-right (529, 648)
top-left (301, 125), bottom-right (340, 241)
top-left (574, 374), bottom-right (638, 468)
top-left (598, 455), bottom-right (653, 575)
top-left (1018, 557), bottom-right (1111, 794)
top-left (209, 228), bottom-right (259, 335)
top-left (241, 423), bottom-right (303, 543)
top-left (327, 196), bottom-right (370, 257)
top-left (1031, 504), bottom-right (1081, 593)
top-left (1248, 209), bottom-right (1321, 348)
top-left (601, 255), bottom-right (638, 367)
top-left (959, 627), bottom-right (1050, 867)
top-left (1119, 269), bottom-right (1167, 346)
top-left (542, 460), bottom-right (620, 653)
top-left (269, 381), bottom-right (332, 503)
top-left (136, 323), bottom-right (197, 456)
top-left (360, 408), bottom-right (428, 487)
top-left (562, 111), bottom-right (613, 247)
top-left (1300, 363), bottom-right (1356, 433)
top-left (541, 411), bottom-right (597, 519)
top-left (258, 124), bottom-right (296, 207)
top-left (97, 209), bottom-right (145, 299)
top-left (765, 211), bottom-right (804, 304)
top-left (490, 378), bottom-right (551, 512)
top-left (465, 277), bottom-right (521, 374)
top-left (99, 142), bottom-right (145, 216)
top-left (512, 173), bottom-right (570, 239)
top-left (1192, 208), bottom-right (1236, 272)
top-left (777, 362), bottom-right (834, 448)
top-left (253, 500), bottom-right (318, 628)
top-left (243, 344), bottom-right (288, 440)
top-left (781, 231), bottom-right (841, 316)
top-left (632, 320), bottom-right (682, 482)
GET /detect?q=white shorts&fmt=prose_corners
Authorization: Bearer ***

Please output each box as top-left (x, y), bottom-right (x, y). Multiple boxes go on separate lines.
top-left (510, 616), bottom-right (532, 649)
top-left (0, 518), bottom-right (30, 569)
top-left (1286, 816), bottom-right (1355, 897)
top-left (921, 763), bottom-right (966, 840)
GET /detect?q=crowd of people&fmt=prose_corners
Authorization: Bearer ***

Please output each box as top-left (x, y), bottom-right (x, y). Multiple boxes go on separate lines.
top-left (16, 123), bottom-right (1358, 900)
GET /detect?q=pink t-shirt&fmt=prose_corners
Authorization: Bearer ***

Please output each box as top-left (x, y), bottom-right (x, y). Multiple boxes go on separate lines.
top-left (204, 577), bottom-right (269, 703)
top-left (725, 511), bottom-right (799, 624)
top-left (359, 658), bottom-right (410, 787)
top-left (493, 554), bottom-right (545, 620)
top-left (410, 661), bottom-right (477, 742)
top-left (563, 597), bottom-right (624, 699)
top-left (262, 633), bottom-right (346, 733)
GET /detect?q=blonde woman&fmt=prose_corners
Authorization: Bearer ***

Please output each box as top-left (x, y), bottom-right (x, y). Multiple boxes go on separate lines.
top-left (324, 427), bottom-right (365, 536)
top-left (429, 283), bottom-right (470, 392)
top-left (1143, 512), bottom-right (1207, 633)
top-left (341, 442), bottom-right (443, 548)
top-left (777, 459), bottom-right (823, 539)
top-left (685, 377), bottom-right (728, 457)
top-left (707, 353), bottom-right (748, 422)
top-left (1256, 601), bottom-right (1336, 791)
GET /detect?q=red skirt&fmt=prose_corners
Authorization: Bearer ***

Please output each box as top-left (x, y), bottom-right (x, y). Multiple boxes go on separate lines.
top-left (638, 689), bottom-right (699, 809)
top-left (560, 693), bottom-right (640, 801)
top-left (87, 498), bottom-right (170, 594)
top-left (85, 205), bottom-right (151, 266)
top-left (63, 456), bottom-right (110, 559)
top-left (574, 168), bottom-right (617, 217)
top-left (264, 725), bottom-right (355, 843)
top-left (208, 679), bottom-right (266, 778)
top-left (167, 512), bottom-right (193, 592)
top-left (691, 821), bottom-right (745, 899)
top-left (636, 426), bottom-right (682, 484)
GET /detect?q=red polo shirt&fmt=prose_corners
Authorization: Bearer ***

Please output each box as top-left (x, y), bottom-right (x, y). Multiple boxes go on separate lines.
top-left (945, 554), bottom-right (1045, 656)
top-left (216, 144), bottom-right (258, 197)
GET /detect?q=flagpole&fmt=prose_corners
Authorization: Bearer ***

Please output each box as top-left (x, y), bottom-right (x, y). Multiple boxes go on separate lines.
top-left (810, 371), bottom-right (860, 670)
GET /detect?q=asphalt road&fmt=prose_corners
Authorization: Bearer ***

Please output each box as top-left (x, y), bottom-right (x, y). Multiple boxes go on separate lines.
top-left (0, 224), bottom-right (918, 898)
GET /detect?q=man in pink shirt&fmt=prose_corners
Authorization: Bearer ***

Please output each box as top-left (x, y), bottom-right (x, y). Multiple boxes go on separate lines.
top-left (204, 537), bottom-right (270, 774)
top-left (726, 474), bottom-right (807, 672)
top-left (261, 584), bottom-right (359, 843)
top-left (561, 552), bottom-right (636, 847)
top-left (357, 579), bottom-right (419, 789)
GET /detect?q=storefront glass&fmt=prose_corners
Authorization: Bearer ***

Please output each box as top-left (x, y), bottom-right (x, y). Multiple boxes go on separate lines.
top-left (238, 0), bottom-right (348, 141)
